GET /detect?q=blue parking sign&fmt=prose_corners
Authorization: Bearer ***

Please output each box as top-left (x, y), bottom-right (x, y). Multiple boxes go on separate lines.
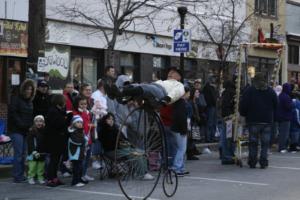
top-left (173, 29), bottom-right (191, 53)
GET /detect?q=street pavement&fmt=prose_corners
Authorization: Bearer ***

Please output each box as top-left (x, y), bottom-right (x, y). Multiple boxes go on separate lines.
top-left (1, 152), bottom-right (300, 200)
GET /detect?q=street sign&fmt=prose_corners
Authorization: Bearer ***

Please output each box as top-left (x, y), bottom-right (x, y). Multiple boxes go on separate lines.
top-left (173, 29), bottom-right (191, 53)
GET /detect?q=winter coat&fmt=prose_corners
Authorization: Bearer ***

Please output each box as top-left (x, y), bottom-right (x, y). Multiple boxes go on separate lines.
top-left (239, 85), bottom-right (277, 124)
top-left (221, 81), bottom-right (236, 118)
top-left (189, 99), bottom-right (207, 126)
top-left (73, 110), bottom-right (92, 145)
top-left (68, 128), bottom-right (86, 161)
top-left (27, 126), bottom-right (46, 161)
top-left (45, 106), bottom-right (71, 154)
top-left (63, 91), bottom-right (77, 112)
top-left (33, 90), bottom-right (51, 117)
top-left (203, 83), bottom-right (217, 107)
top-left (155, 79), bottom-right (185, 103)
top-left (98, 123), bottom-right (119, 152)
top-left (171, 98), bottom-right (188, 135)
top-left (276, 83), bottom-right (293, 122)
top-left (8, 79), bottom-right (36, 134)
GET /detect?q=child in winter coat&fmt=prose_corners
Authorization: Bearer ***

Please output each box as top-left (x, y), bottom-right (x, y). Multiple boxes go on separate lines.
top-left (27, 115), bottom-right (46, 185)
top-left (73, 96), bottom-right (95, 182)
top-left (68, 115), bottom-right (87, 187)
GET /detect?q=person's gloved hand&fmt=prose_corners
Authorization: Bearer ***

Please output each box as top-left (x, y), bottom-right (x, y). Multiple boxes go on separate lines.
top-left (32, 151), bottom-right (40, 159)
top-left (160, 96), bottom-right (171, 106)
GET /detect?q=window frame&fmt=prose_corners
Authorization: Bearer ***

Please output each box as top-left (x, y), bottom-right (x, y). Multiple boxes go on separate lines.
top-left (288, 45), bottom-right (300, 65)
top-left (255, 0), bottom-right (277, 17)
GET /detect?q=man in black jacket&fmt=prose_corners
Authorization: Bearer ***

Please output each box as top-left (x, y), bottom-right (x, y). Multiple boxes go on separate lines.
top-left (239, 73), bottom-right (278, 169)
top-left (33, 80), bottom-right (51, 117)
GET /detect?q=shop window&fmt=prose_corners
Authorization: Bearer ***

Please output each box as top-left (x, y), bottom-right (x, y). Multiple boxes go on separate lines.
top-left (255, 0), bottom-right (277, 17)
top-left (288, 45), bottom-right (299, 65)
top-left (83, 58), bottom-right (97, 89)
top-left (153, 56), bottom-right (167, 80)
top-left (248, 56), bottom-right (276, 81)
top-left (120, 53), bottom-right (135, 80)
top-left (120, 53), bottom-right (134, 67)
top-left (70, 57), bottom-right (82, 86)
top-left (70, 57), bottom-right (97, 90)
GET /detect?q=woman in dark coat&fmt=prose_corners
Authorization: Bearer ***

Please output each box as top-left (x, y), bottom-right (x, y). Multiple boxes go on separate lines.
top-left (8, 79), bottom-right (36, 183)
top-left (45, 94), bottom-right (72, 187)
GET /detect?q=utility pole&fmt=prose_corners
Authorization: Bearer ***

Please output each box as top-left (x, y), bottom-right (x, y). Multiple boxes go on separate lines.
top-left (27, 0), bottom-right (46, 75)
top-left (177, 6), bottom-right (187, 82)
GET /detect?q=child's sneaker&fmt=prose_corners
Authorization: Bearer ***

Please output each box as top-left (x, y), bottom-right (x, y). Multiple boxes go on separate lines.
top-left (28, 178), bottom-right (35, 185)
top-left (38, 179), bottom-right (45, 184)
top-left (75, 182), bottom-right (85, 187)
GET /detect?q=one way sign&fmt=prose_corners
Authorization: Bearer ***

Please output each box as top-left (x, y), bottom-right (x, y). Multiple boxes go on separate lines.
top-left (173, 29), bottom-right (191, 53)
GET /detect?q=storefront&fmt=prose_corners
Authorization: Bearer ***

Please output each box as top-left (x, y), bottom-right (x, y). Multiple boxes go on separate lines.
top-left (0, 20), bottom-right (28, 104)
top-left (0, 19), bottom-right (28, 122)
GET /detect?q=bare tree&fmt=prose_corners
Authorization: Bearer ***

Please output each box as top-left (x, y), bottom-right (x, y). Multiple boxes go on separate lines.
top-left (54, 0), bottom-right (171, 66)
top-left (188, 0), bottom-right (255, 82)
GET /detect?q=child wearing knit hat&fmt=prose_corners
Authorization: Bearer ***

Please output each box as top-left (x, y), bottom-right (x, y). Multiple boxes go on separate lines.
top-left (68, 115), bottom-right (87, 187)
top-left (27, 115), bottom-right (46, 185)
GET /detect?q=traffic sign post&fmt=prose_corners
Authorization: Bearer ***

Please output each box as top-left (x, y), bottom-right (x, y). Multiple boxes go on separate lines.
top-left (173, 29), bottom-right (191, 53)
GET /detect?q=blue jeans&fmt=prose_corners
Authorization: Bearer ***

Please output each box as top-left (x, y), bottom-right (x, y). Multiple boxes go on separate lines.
top-left (172, 132), bottom-right (187, 173)
top-left (219, 120), bottom-right (235, 161)
top-left (290, 128), bottom-right (300, 148)
top-left (270, 122), bottom-right (278, 146)
top-left (248, 124), bottom-right (271, 166)
top-left (278, 121), bottom-right (290, 151)
top-left (164, 126), bottom-right (177, 167)
top-left (11, 133), bottom-right (27, 181)
top-left (82, 144), bottom-right (92, 176)
top-left (207, 107), bottom-right (217, 142)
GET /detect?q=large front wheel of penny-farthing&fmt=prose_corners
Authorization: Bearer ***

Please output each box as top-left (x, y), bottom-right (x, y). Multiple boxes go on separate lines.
top-left (115, 107), bottom-right (163, 200)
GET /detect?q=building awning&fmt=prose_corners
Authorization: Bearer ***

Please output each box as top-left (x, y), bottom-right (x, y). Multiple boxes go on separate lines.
top-left (241, 43), bottom-right (284, 50)
top-left (287, 33), bottom-right (300, 42)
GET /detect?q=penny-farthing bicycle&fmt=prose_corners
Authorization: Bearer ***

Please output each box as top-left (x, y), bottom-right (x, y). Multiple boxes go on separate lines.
top-left (114, 99), bottom-right (178, 200)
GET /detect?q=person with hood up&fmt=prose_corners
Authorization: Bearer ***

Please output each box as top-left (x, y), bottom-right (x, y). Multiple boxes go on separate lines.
top-left (276, 83), bottom-right (293, 153)
top-left (8, 79), bottom-right (36, 183)
top-left (239, 73), bottom-right (277, 169)
top-left (274, 85), bottom-right (282, 96)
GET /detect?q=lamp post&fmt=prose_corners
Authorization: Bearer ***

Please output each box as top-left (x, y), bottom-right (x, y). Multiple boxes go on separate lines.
top-left (177, 6), bottom-right (187, 82)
